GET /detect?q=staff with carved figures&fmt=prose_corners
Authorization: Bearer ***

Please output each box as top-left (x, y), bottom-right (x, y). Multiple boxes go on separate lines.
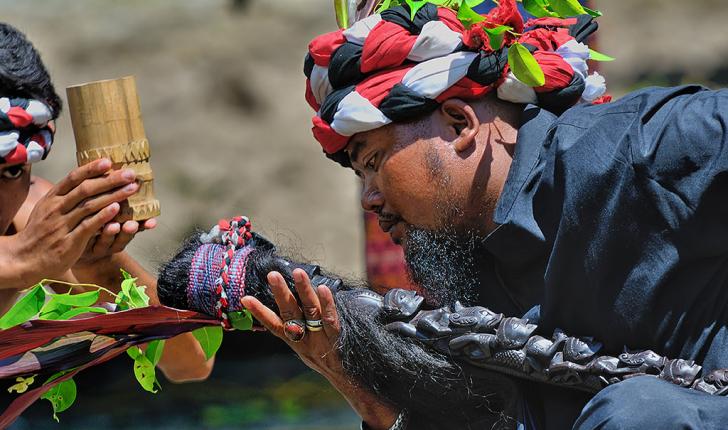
top-left (242, 1), bottom-right (728, 429)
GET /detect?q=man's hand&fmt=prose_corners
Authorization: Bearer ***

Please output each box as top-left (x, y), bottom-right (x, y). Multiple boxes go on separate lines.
top-left (76, 218), bottom-right (157, 266)
top-left (242, 269), bottom-right (399, 430)
top-left (241, 269), bottom-right (342, 378)
top-left (8, 158), bottom-right (141, 285)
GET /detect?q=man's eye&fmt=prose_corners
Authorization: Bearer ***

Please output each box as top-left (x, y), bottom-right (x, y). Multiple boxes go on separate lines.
top-left (365, 155), bottom-right (377, 170)
top-left (1, 165), bottom-right (24, 179)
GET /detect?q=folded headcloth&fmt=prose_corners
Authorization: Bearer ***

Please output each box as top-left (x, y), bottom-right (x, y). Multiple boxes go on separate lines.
top-left (0, 97), bottom-right (54, 165)
top-left (305, 0), bottom-right (607, 156)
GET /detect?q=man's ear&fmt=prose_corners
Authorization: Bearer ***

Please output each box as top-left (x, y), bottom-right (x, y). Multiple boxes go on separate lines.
top-left (440, 99), bottom-right (480, 153)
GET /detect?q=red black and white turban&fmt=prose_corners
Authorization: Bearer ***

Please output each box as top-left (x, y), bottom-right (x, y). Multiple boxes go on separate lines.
top-left (0, 97), bottom-right (54, 166)
top-left (304, 0), bottom-right (607, 158)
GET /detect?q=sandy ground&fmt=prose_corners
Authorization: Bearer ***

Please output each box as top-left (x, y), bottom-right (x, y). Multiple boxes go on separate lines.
top-left (2, 0), bottom-right (726, 279)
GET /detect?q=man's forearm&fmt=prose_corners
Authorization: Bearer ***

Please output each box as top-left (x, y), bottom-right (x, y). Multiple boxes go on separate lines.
top-left (323, 370), bottom-right (399, 430)
top-left (72, 252), bottom-right (213, 382)
top-left (0, 236), bottom-right (37, 290)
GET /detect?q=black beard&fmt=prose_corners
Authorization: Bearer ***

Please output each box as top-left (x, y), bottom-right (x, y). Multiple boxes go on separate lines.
top-left (402, 225), bottom-right (483, 307)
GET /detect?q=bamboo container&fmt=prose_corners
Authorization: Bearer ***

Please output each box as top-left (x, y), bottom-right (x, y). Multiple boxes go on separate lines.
top-left (66, 76), bottom-right (160, 222)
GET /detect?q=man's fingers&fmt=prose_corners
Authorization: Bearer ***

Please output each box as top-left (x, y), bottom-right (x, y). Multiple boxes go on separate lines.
top-left (318, 285), bottom-right (341, 339)
top-left (91, 223), bottom-right (119, 255)
top-left (240, 296), bottom-right (284, 339)
top-left (55, 159), bottom-right (113, 196)
top-left (141, 218), bottom-right (157, 231)
top-left (267, 271), bottom-right (303, 322)
top-left (109, 221), bottom-right (138, 253)
top-left (293, 269), bottom-right (322, 322)
top-left (61, 170), bottom-right (137, 214)
top-left (70, 202), bottom-right (120, 243)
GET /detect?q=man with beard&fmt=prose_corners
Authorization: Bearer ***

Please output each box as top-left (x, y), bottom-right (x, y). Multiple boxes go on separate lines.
top-left (241, 1), bottom-right (728, 429)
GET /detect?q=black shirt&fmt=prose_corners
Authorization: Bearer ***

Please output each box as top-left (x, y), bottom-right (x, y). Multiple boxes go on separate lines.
top-left (480, 86), bottom-right (728, 428)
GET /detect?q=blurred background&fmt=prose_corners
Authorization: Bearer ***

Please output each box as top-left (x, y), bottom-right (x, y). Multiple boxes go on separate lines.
top-left (2, 0), bottom-right (727, 428)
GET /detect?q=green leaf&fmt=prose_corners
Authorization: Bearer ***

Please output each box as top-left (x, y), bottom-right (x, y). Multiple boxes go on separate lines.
top-left (121, 269), bottom-right (133, 280)
top-left (56, 306), bottom-right (107, 320)
top-left (41, 379), bottom-right (76, 422)
top-left (229, 310), bottom-right (254, 331)
top-left (375, 0), bottom-right (395, 13)
top-left (583, 6), bottom-right (602, 17)
top-left (522, 0), bottom-right (558, 18)
top-left (548, 0), bottom-right (587, 17)
top-left (39, 291), bottom-right (102, 321)
top-left (192, 326), bottom-right (223, 360)
top-left (508, 42), bottom-right (545, 87)
top-left (589, 48), bottom-right (615, 62)
top-left (118, 272), bottom-right (150, 309)
top-left (0, 284), bottom-right (45, 329)
top-left (48, 290), bottom-right (99, 307)
top-left (483, 25), bottom-right (512, 51)
top-left (38, 300), bottom-right (71, 321)
top-left (132, 355), bottom-right (158, 393)
top-left (334, 0), bottom-right (349, 29)
top-left (405, 0), bottom-right (429, 20)
top-left (456, 0), bottom-right (485, 28)
top-left (127, 346), bottom-right (142, 360)
top-left (145, 340), bottom-right (166, 366)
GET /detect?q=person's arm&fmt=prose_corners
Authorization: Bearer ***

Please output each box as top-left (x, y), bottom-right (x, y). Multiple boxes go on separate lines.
top-left (241, 269), bottom-right (399, 430)
top-left (8, 168), bottom-right (213, 382)
top-left (73, 252), bottom-right (214, 382)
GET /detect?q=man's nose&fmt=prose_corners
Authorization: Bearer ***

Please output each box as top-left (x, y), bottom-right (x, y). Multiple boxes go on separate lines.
top-left (360, 182), bottom-right (384, 212)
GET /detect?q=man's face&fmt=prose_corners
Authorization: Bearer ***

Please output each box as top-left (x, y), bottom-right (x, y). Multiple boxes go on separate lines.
top-left (346, 112), bottom-right (490, 305)
top-left (0, 163), bottom-right (31, 235)
top-left (346, 109), bottom-right (491, 249)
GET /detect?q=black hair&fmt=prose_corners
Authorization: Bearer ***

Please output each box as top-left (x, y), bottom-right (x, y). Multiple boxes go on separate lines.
top-left (0, 23), bottom-right (62, 117)
top-left (157, 233), bottom-right (295, 314)
top-left (157, 234), bottom-right (517, 429)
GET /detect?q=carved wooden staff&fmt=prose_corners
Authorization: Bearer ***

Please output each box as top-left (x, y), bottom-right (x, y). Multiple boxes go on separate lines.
top-left (66, 76), bottom-right (161, 222)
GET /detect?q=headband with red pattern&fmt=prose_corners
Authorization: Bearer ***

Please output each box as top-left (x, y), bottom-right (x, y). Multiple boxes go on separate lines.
top-left (0, 97), bottom-right (54, 165)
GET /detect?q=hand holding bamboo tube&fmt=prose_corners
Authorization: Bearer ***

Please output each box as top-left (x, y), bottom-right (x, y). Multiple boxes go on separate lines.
top-left (66, 76), bottom-right (161, 222)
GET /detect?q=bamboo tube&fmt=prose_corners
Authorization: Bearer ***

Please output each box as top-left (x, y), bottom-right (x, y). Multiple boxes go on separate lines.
top-left (66, 76), bottom-right (161, 222)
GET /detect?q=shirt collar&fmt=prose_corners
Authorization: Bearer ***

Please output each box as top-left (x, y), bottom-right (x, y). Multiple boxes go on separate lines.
top-left (492, 104), bottom-right (557, 225)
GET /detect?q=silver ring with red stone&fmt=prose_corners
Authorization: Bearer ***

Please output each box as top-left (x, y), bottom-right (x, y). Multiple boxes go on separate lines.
top-left (283, 319), bottom-right (306, 342)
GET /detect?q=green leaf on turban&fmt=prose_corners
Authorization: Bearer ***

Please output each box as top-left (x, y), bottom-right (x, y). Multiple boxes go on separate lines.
top-left (484, 25), bottom-right (512, 51)
top-left (457, 0), bottom-right (485, 28)
top-left (508, 43), bottom-right (546, 87)
top-left (583, 6), bottom-right (602, 17)
top-left (523, 0), bottom-right (557, 18)
top-left (548, 0), bottom-right (586, 17)
top-left (589, 48), bottom-right (615, 62)
top-left (406, 0), bottom-right (430, 20)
